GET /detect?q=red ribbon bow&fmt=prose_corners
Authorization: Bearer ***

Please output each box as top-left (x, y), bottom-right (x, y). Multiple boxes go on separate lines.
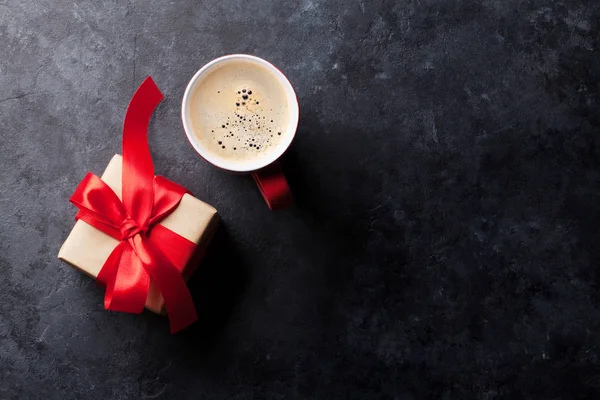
top-left (70, 77), bottom-right (198, 333)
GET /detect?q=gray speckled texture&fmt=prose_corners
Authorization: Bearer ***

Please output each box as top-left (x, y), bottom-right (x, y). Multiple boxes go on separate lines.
top-left (1, 0), bottom-right (600, 398)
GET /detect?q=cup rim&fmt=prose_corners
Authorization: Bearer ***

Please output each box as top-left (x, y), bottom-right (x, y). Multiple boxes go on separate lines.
top-left (181, 54), bottom-right (299, 173)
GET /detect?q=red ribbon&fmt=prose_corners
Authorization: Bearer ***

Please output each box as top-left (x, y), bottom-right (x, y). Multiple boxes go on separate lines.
top-left (70, 77), bottom-right (198, 333)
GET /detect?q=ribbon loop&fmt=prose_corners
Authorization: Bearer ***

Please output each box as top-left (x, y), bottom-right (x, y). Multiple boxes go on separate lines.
top-left (69, 77), bottom-right (198, 333)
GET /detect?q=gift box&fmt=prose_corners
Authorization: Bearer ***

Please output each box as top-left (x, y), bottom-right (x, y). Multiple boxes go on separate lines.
top-left (58, 154), bottom-right (219, 314)
top-left (57, 77), bottom-right (219, 332)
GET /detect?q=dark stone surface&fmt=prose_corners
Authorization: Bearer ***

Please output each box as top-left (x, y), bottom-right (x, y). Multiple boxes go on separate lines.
top-left (1, 0), bottom-right (600, 398)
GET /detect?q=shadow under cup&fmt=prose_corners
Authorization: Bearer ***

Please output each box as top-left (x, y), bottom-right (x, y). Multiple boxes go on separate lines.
top-left (181, 54), bottom-right (299, 210)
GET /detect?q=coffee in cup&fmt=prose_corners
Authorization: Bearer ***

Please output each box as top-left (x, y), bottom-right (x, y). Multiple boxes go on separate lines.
top-left (187, 60), bottom-right (290, 167)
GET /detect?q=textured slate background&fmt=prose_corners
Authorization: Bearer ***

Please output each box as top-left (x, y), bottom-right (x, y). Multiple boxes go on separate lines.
top-left (1, 0), bottom-right (600, 399)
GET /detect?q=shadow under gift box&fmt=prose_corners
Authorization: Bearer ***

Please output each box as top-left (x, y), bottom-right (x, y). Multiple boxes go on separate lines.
top-left (58, 154), bottom-right (220, 315)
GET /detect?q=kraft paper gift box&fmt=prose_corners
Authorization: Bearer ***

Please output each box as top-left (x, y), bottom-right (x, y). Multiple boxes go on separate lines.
top-left (58, 154), bottom-right (220, 314)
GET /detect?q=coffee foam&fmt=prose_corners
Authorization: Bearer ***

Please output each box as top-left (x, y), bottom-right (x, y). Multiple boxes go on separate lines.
top-left (188, 60), bottom-right (290, 165)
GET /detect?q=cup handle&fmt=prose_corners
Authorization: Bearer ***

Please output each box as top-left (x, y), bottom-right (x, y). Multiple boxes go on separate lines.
top-left (252, 162), bottom-right (293, 210)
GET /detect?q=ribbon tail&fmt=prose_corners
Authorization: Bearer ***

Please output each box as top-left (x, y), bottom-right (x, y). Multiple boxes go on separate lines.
top-left (122, 77), bottom-right (164, 226)
top-left (99, 241), bottom-right (150, 314)
top-left (136, 238), bottom-right (197, 333)
top-left (97, 240), bottom-right (124, 287)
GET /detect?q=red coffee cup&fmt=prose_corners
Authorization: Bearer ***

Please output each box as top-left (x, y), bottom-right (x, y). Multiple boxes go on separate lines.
top-left (181, 54), bottom-right (299, 210)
